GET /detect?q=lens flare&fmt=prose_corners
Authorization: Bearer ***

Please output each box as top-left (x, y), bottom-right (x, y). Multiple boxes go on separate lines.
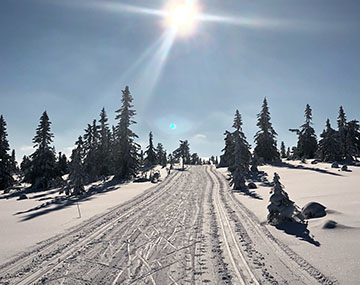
top-left (166, 1), bottom-right (199, 35)
top-left (170, 123), bottom-right (177, 129)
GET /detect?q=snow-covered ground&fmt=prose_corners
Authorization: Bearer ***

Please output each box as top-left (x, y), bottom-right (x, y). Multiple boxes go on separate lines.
top-left (218, 160), bottom-right (360, 285)
top-left (0, 166), bottom-right (169, 264)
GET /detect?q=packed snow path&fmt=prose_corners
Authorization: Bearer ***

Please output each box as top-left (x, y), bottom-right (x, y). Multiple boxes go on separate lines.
top-left (0, 166), bottom-right (335, 284)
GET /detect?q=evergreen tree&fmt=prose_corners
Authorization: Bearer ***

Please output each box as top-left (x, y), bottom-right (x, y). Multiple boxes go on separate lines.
top-left (344, 120), bottom-right (360, 160)
top-left (114, 86), bottom-right (140, 180)
top-left (254, 98), bottom-right (280, 163)
top-left (267, 173), bottom-right (303, 225)
top-left (190, 153), bottom-right (200, 165)
top-left (83, 119), bottom-right (100, 180)
top-left (9, 149), bottom-right (18, 174)
top-left (280, 141), bottom-right (286, 159)
top-left (221, 131), bottom-right (234, 167)
top-left (297, 104), bottom-right (318, 159)
top-left (337, 106), bottom-right (347, 159)
top-left (20, 155), bottom-right (31, 181)
top-left (26, 111), bottom-right (57, 189)
top-left (317, 119), bottom-right (341, 162)
top-left (56, 152), bottom-right (69, 176)
top-left (155, 143), bottom-right (167, 167)
top-left (68, 142), bottom-right (86, 196)
top-left (144, 131), bottom-right (157, 168)
top-left (228, 110), bottom-right (251, 190)
top-left (173, 140), bottom-right (191, 170)
top-left (0, 115), bottom-right (14, 190)
top-left (286, 147), bottom-right (291, 160)
top-left (97, 108), bottom-right (112, 176)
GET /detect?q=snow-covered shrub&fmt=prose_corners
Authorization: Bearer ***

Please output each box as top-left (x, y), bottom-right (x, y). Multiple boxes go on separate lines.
top-left (267, 173), bottom-right (304, 225)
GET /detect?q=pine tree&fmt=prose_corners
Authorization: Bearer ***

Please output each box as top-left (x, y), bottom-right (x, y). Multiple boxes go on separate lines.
top-left (221, 131), bottom-right (234, 168)
top-left (20, 155), bottom-right (31, 181)
top-left (68, 143), bottom-right (86, 196)
top-left (155, 143), bottom-right (167, 167)
top-left (254, 98), bottom-right (280, 163)
top-left (26, 111), bottom-right (58, 189)
top-left (56, 152), bottom-right (69, 176)
top-left (267, 173), bottom-right (303, 225)
top-left (144, 132), bottom-right (157, 168)
top-left (344, 120), bottom-right (360, 161)
top-left (280, 141), bottom-right (286, 159)
top-left (190, 153), bottom-right (200, 165)
top-left (9, 149), bottom-right (18, 174)
top-left (173, 140), bottom-right (191, 170)
top-left (97, 108), bottom-right (112, 176)
top-left (228, 110), bottom-right (251, 190)
top-left (317, 119), bottom-right (341, 162)
top-left (286, 147), bottom-right (291, 160)
top-left (114, 86), bottom-right (140, 180)
top-left (297, 104), bottom-right (318, 159)
top-left (0, 115), bottom-right (14, 190)
top-left (83, 119), bottom-right (100, 180)
top-left (337, 106), bottom-right (347, 159)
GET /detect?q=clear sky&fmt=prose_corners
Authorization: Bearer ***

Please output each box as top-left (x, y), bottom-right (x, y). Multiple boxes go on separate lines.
top-left (1, 0), bottom-right (360, 161)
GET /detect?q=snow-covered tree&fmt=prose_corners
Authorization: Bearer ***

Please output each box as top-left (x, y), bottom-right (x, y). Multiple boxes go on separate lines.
top-left (0, 115), bottom-right (14, 190)
top-left (173, 140), bottom-right (191, 170)
top-left (190, 153), bottom-right (200, 165)
top-left (267, 173), bottom-right (304, 225)
top-left (317, 119), bottom-right (341, 162)
top-left (254, 98), bottom-right (280, 163)
top-left (83, 119), bottom-right (100, 180)
top-left (337, 106), bottom-right (347, 159)
top-left (221, 131), bottom-right (234, 168)
top-left (228, 110), bottom-right (251, 190)
top-left (56, 152), bottom-right (69, 176)
top-left (113, 86), bottom-right (140, 180)
top-left (144, 131), bottom-right (157, 168)
top-left (68, 144), bottom-right (86, 196)
top-left (297, 104), bottom-right (318, 159)
top-left (155, 143), bottom-right (167, 167)
top-left (97, 107), bottom-right (112, 176)
top-left (280, 141), bottom-right (286, 159)
top-left (26, 111), bottom-right (58, 189)
top-left (344, 120), bottom-right (360, 160)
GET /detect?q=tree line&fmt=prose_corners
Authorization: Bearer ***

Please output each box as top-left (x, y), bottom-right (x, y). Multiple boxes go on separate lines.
top-left (0, 86), bottom-right (210, 194)
top-left (221, 98), bottom-right (360, 190)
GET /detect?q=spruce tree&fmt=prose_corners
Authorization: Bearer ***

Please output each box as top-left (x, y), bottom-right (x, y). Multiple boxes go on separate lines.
top-left (155, 143), bottom-right (167, 167)
top-left (317, 119), bottom-right (341, 162)
top-left (344, 120), bottom-right (360, 161)
top-left (83, 119), bottom-right (100, 180)
top-left (190, 153), bottom-right (200, 165)
top-left (337, 106), bottom-right (347, 159)
top-left (228, 110), bottom-right (251, 190)
top-left (114, 86), bottom-right (140, 180)
top-left (297, 104), bottom-right (318, 159)
top-left (173, 140), bottom-right (191, 170)
top-left (69, 143), bottom-right (86, 196)
top-left (97, 108), bottom-right (111, 176)
top-left (144, 131), bottom-right (157, 168)
top-left (267, 173), bottom-right (303, 225)
top-left (9, 149), bottom-right (18, 174)
top-left (280, 141), bottom-right (286, 159)
top-left (0, 115), bottom-right (14, 190)
top-left (26, 111), bottom-right (57, 189)
top-left (254, 98), bottom-right (280, 163)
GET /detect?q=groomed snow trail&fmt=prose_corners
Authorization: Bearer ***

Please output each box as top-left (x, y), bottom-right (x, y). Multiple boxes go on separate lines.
top-left (0, 166), bottom-right (336, 284)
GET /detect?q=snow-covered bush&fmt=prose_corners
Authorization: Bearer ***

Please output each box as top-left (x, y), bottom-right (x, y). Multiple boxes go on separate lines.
top-left (267, 173), bottom-right (304, 225)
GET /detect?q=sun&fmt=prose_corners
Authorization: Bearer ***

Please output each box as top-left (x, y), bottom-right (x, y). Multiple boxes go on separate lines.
top-left (166, 1), bottom-right (199, 35)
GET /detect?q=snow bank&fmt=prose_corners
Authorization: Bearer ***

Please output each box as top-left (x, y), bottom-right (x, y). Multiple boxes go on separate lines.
top-left (217, 161), bottom-right (360, 284)
top-left (0, 166), bottom-right (169, 264)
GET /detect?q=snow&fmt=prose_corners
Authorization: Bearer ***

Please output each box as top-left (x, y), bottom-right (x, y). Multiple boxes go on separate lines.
top-left (0, 166), bottom-right (169, 264)
top-left (218, 160), bottom-right (360, 284)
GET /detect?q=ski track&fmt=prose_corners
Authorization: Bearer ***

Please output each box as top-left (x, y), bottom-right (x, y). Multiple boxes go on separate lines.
top-left (0, 166), bottom-right (337, 284)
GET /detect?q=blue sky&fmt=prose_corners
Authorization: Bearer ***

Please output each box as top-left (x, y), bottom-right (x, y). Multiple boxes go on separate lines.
top-left (1, 0), bottom-right (360, 161)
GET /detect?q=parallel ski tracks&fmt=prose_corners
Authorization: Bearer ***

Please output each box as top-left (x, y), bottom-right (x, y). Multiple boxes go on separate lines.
top-left (0, 171), bottom-right (181, 285)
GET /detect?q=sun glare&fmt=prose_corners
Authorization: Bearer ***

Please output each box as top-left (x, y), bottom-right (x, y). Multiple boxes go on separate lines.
top-left (166, 2), bottom-right (199, 35)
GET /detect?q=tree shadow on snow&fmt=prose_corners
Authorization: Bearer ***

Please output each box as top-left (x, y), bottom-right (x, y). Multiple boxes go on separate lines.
top-left (247, 171), bottom-right (273, 188)
top-left (271, 162), bottom-right (342, 177)
top-left (15, 180), bottom-right (126, 222)
top-left (276, 222), bottom-right (320, 247)
top-left (233, 189), bottom-right (263, 200)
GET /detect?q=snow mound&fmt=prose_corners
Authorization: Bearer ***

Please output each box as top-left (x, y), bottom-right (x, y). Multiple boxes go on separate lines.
top-left (322, 220), bottom-right (337, 229)
top-left (302, 202), bottom-right (326, 219)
